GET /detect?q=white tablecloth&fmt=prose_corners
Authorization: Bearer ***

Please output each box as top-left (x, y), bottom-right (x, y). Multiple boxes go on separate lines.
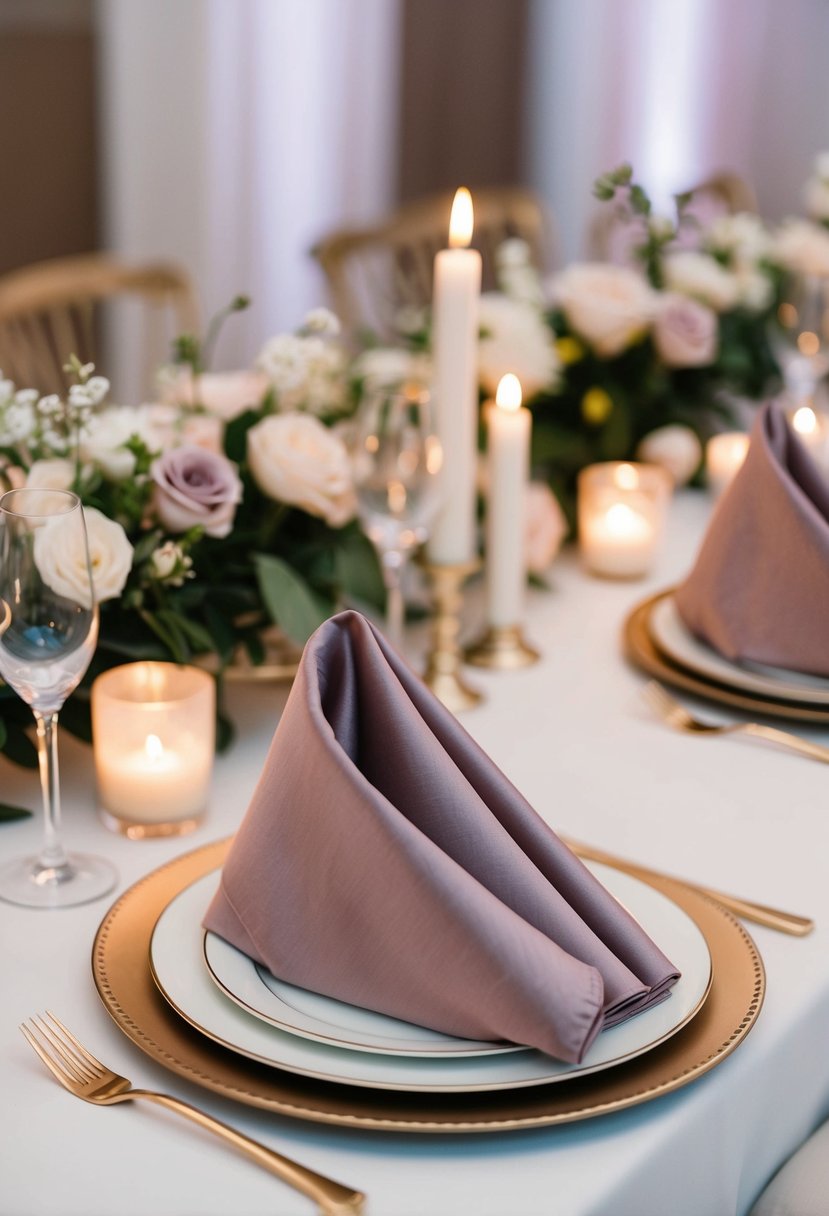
top-left (2, 490), bottom-right (829, 1216)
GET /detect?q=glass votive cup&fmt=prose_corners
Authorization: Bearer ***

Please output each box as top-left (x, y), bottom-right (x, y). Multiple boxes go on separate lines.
top-left (577, 461), bottom-right (672, 579)
top-left (705, 432), bottom-right (750, 497)
top-left (92, 662), bottom-right (215, 839)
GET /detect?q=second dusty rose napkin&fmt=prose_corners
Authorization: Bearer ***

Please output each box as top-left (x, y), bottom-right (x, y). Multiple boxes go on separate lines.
top-left (204, 611), bottom-right (678, 1064)
top-left (676, 403), bottom-right (829, 676)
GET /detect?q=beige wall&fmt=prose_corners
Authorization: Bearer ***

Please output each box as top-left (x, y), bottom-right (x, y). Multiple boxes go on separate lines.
top-left (0, 0), bottom-right (97, 275)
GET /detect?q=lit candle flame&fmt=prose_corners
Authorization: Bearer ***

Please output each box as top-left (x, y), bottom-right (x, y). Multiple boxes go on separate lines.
top-left (495, 373), bottom-right (522, 412)
top-left (448, 187), bottom-right (474, 249)
top-left (793, 405), bottom-right (818, 435)
top-left (614, 463), bottom-right (639, 491)
top-left (145, 733), bottom-right (164, 763)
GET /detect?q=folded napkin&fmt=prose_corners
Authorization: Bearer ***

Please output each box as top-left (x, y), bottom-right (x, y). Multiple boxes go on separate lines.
top-left (676, 403), bottom-right (829, 676)
top-left (204, 611), bottom-right (679, 1064)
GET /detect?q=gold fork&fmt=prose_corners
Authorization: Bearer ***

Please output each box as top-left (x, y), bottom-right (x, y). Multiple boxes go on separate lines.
top-left (21, 1013), bottom-right (365, 1216)
top-left (644, 680), bottom-right (829, 766)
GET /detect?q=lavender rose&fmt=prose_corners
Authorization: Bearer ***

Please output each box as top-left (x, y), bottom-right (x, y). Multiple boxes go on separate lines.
top-left (652, 293), bottom-right (718, 368)
top-left (150, 444), bottom-right (243, 538)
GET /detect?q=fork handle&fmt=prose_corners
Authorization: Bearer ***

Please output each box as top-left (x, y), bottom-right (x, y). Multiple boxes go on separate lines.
top-left (743, 722), bottom-right (829, 765)
top-left (565, 839), bottom-right (814, 936)
top-left (127, 1090), bottom-right (365, 1215)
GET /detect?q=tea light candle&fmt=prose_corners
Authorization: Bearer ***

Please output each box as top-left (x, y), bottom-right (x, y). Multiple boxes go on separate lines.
top-left (485, 373), bottom-right (531, 627)
top-left (788, 404), bottom-right (828, 464)
top-left (426, 187), bottom-right (482, 565)
top-left (578, 462), bottom-right (671, 579)
top-left (92, 662), bottom-right (215, 838)
top-left (706, 432), bottom-right (750, 496)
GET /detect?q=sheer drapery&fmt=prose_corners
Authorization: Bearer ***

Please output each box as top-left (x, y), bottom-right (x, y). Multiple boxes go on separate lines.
top-left (98, 0), bottom-right (401, 391)
top-left (525, 0), bottom-right (829, 261)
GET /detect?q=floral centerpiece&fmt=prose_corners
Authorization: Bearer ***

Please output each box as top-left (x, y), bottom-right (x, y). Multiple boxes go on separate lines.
top-left (0, 305), bottom-right (384, 766)
top-left (473, 165), bottom-right (783, 521)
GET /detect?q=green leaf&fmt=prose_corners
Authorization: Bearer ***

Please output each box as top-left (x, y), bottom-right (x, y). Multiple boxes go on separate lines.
top-left (204, 603), bottom-right (238, 664)
top-left (334, 529), bottom-right (386, 610)
top-left (254, 553), bottom-right (331, 644)
top-left (164, 612), bottom-right (215, 655)
top-left (224, 409), bottom-right (261, 464)
top-left (0, 803), bottom-right (32, 822)
top-left (139, 610), bottom-right (189, 663)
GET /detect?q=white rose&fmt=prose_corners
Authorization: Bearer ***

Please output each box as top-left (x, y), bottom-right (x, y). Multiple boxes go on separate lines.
top-left (478, 293), bottom-right (560, 397)
top-left (636, 425), bottom-right (702, 487)
top-left (662, 251), bottom-right (740, 312)
top-left (524, 482), bottom-right (567, 574)
top-left (550, 263), bottom-right (655, 357)
top-left (734, 265), bottom-right (773, 311)
top-left (772, 218), bottom-right (829, 277)
top-left (25, 459), bottom-right (75, 491)
top-left (247, 413), bottom-right (356, 527)
top-left (79, 406), bottom-right (162, 480)
top-left (34, 505), bottom-right (133, 607)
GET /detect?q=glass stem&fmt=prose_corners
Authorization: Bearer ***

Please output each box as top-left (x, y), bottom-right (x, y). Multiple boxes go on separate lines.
top-left (34, 711), bottom-right (68, 872)
top-left (381, 549), bottom-right (405, 649)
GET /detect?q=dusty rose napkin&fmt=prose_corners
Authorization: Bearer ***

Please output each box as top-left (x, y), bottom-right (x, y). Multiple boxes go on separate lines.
top-left (204, 611), bottom-right (678, 1064)
top-left (676, 403), bottom-right (829, 676)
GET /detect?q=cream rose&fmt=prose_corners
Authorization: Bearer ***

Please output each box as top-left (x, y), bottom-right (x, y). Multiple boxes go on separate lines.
top-left (34, 505), bottom-right (133, 607)
top-left (161, 369), bottom-right (269, 421)
top-left (662, 252), bottom-right (740, 312)
top-left (652, 294), bottom-right (718, 368)
top-left (247, 413), bottom-right (356, 527)
top-left (550, 263), bottom-right (655, 357)
top-left (636, 424), bottom-right (702, 487)
top-left (772, 218), bottom-right (829, 278)
top-left (524, 482), bottom-right (567, 573)
top-left (26, 459), bottom-right (75, 491)
top-left (478, 294), bottom-right (560, 397)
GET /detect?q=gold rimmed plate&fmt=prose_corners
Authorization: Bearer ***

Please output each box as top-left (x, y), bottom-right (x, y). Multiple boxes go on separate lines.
top-left (625, 590), bottom-right (829, 725)
top-left (92, 839), bottom-right (764, 1132)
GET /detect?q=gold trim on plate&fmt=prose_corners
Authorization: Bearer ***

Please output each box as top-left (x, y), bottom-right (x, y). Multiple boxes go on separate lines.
top-left (92, 839), bottom-right (764, 1133)
top-left (624, 589), bottom-right (829, 724)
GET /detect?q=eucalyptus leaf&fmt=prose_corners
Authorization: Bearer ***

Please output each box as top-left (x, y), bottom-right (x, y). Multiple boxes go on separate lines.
top-left (334, 529), bottom-right (386, 610)
top-left (254, 553), bottom-right (331, 644)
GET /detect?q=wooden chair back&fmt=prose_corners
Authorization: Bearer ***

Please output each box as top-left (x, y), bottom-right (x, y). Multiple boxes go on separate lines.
top-left (0, 254), bottom-right (198, 395)
top-left (312, 187), bottom-right (555, 339)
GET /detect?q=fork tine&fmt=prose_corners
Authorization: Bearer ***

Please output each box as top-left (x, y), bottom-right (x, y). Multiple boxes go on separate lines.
top-left (32, 1016), bottom-right (96, 1083)
top-left (20, 1022), bottom-right (81, 1087)
top-left (45, 1011), bottom-right (105, 1075)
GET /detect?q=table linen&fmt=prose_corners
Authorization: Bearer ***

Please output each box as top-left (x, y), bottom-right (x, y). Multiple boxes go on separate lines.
top-left (3, 490), bottom-right (829, 1216)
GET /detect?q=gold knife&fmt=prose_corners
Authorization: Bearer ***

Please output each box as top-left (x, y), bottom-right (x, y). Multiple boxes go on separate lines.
top-left (565, 837), bottom-right (814, 937)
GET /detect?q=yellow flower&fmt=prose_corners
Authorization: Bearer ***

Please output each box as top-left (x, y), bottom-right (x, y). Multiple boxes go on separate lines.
top-left (554, 336), bottom-right (585, 365)
top-left (581, 387), bottom-right (613, 426)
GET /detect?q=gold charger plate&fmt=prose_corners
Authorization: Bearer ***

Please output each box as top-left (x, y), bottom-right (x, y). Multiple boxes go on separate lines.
top-left (625, 590), bottom-right (829, 725)
top-left (92, 839), bottom-right (764, 1133)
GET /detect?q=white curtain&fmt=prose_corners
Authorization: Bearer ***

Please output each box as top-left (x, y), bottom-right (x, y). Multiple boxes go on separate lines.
top-left (525, 0), bottom-right (829, 262)
top-left (97, 0), bottom-right (401, 393)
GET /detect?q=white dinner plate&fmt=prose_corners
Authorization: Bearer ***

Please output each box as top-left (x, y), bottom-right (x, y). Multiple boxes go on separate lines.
top-left (204, 931), bottom-right (523, 1057)
top-left (650, 595), bottom-right (829, 705)
top-left (149, 864), bottom-right (712, 1093)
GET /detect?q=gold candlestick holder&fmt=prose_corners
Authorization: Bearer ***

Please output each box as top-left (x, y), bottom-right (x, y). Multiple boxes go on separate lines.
top-left (422, 559), bottom-right (483, 712)
top-left (465, 623), bottom-right (541, 669)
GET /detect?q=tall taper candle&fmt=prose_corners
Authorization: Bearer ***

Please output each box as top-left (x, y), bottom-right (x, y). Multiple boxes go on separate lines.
top-left (485, 374), bottom-right (531, 626)
top-left (426, 187), bottom-right (482, 565)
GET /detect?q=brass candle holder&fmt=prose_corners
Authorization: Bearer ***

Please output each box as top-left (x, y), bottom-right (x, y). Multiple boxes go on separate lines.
top-left (466, 623), bottom-right (540, 669)
top-left (422, 559), bottom-right (483, 712)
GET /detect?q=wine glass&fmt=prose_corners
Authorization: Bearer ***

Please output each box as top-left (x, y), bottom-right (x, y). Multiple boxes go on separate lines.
top-left (0, 488), bottom-right (117, 908)
top-left (351, 380), bottom-right (442, 647)
top-left (769, 272), bottom-right (829, 408)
